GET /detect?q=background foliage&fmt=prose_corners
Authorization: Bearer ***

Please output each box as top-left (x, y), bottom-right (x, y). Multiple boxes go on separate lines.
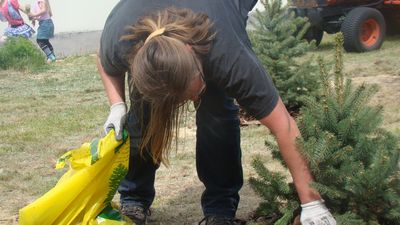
top-left (0, 37), bottom-right (45, 71)
top-left (249, 0), bottom-right (320, 112)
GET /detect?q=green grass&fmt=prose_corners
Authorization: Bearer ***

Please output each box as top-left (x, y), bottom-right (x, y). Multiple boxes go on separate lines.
top-left (304, 34), bottom-right (400, 135)
top-left (311, 34), bottom-right (400, 77)
top-left (0, 55), bottom-right (109, 222)
top-left (0, 55), bottom-right (107, 153)
top-left (0, 34), bottom-right (399, 224)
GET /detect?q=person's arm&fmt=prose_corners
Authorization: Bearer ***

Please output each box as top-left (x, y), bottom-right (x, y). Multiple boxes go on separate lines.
top-left (97, 55), bottom-right (127, 140)
top-left (259, 97), bottom-right (321, 203)
top-left (97, 55), bottom-right (125, 104)
top-left (259, 97), bottom-right (336, 225)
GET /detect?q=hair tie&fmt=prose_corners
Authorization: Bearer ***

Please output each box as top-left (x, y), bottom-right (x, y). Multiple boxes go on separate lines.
top-left (144, 27), bottom-right (166, 44)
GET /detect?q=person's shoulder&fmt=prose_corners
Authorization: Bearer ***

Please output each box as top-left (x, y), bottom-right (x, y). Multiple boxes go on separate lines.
top-left (10, 0), bottom-right (20, 7)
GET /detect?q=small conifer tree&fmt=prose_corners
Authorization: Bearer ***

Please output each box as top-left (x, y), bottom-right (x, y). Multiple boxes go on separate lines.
top-left (249, 33), bottom-right (400, 225)
top-left (249, 0), bottom-right (320, 112)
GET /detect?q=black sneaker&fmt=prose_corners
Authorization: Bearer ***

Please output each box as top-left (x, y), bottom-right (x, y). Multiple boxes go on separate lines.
top-left (120, 204), bottom-right (151, 225)
top-left (198, 216), bottom-right (245, 225)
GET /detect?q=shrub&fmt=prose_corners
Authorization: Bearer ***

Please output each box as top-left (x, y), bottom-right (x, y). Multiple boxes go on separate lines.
top-left (0, 37), bottom-right (46, 71)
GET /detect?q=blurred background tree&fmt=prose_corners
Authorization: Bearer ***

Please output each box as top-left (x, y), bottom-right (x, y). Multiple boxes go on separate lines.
top-left (249, 0), bottom-right (320, 113)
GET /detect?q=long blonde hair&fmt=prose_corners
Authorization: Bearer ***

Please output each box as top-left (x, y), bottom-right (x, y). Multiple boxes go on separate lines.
top-left (43, 0), bottom-right (52, 17)
top-left (121, 7), bottom-right (215, 165)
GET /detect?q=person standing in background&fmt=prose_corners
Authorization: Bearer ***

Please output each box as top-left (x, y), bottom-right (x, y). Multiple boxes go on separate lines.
top-left (0, 0), bottom-right (34, 42)
top-left (29, 0), bottom-right (55, 63)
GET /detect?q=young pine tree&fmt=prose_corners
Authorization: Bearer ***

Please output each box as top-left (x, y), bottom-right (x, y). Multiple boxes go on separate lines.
top-left (249, 0), bottom-right (320, 112)
top-left (249, 34), bottom-right (400, 225)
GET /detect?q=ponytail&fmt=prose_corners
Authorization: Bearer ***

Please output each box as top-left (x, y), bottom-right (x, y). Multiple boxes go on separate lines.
top-left (121, 7), bottom-right (215, 165)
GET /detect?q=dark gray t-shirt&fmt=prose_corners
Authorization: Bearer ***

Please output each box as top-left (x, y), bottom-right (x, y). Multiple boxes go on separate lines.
top-left (99, 0), bottom-right (279, 120)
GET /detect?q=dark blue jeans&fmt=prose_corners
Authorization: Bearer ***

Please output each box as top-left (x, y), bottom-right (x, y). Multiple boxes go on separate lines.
top-left (119, 82), bottom-right (243, 218)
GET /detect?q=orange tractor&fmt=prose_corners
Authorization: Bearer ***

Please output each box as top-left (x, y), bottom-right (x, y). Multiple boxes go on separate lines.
top-left (290, 0), bottom-right (400, 52)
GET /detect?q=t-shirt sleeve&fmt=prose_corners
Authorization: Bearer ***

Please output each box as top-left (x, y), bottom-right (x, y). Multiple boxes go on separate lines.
top-left (211, 47), bottom-right (279, 120)
top-left (237, 0), bottom-right (258, 20)
top-left (99, 31), bottom-right (129, 77)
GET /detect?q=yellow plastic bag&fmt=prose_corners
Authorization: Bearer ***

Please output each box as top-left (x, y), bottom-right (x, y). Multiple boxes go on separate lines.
top-left (19, 130), bottom-right (131, 225)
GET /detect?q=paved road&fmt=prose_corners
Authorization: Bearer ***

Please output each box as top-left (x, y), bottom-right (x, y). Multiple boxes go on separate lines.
top-left (0, 30), bottom-right (102, 58)
top-left (51, 30), bottom-right (102, 58)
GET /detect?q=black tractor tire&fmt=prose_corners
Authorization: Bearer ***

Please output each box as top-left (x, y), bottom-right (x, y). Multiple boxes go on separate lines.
top-left (304, 26), bottom-right (324, 46)
top-left (341, 7), bottom-right (386, 52)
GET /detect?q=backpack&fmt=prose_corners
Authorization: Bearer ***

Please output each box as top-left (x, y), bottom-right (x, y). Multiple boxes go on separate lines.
top-left (7, 0), bottom-right (22, 20)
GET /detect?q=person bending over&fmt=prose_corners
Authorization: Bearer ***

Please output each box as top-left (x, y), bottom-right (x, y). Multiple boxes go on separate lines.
top-left (98, 1), bottom-right (337, 225)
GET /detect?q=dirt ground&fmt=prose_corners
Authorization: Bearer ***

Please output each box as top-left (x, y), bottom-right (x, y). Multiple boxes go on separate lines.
top-left (352, 75), bottom-right (400, 133)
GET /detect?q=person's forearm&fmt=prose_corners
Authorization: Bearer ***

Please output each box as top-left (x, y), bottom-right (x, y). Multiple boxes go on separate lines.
top-left (30, 10), bottom-right (45, 17)
top-left (260, 98), bottom-right (321, 204)
top-left (274, 116), bottom-right (321, 203)
top-left (97, 55), bottom-right (126, 105)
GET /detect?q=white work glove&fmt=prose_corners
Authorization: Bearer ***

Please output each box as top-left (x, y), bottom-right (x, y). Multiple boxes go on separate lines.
top-left (104, 102), bottom-right (127, 141)
top-left (301, 200), bottom-right (336, 225)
